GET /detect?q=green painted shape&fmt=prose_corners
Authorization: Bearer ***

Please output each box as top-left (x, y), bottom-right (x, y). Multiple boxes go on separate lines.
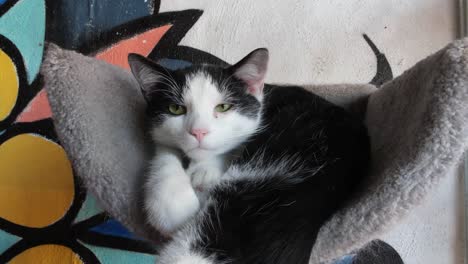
top-left (83, 243), bottom-right (156, 264)
top-left (0, 229), bottom-right (20, 253)
top-left (74, 194), bottom-right (103, 223)
top-left (0, 0), bottom-right (45, 84)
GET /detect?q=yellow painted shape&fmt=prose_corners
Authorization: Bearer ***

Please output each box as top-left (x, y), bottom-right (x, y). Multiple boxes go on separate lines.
top-left (9, 244), bottom-right (84, 264)
top-left (0, 134), bottom-right (74, 227)
top-left (0, 49), bottom-right (19, 121)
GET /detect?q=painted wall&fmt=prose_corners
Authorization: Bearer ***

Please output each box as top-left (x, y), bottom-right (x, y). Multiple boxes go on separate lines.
top-left (160, 0), bottom-right (456, 84)
top-left (0, 0), bottom-right (161, 262)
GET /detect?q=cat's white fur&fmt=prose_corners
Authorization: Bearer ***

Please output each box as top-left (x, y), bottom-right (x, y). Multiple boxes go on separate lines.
top-left (145, 72), bottom-right (262, 234)
top-left (157, 217), bottom-right (216, 264)
top-left (144, 145), bottom-right (200, 233)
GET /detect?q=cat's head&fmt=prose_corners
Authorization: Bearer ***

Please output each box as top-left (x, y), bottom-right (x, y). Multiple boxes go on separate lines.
top-left (128, 49), bottom-right (268, 160)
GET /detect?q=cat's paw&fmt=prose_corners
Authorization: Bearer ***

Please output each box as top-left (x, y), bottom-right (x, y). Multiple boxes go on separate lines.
top-left (187, 164), bottom-right (222, 192)
top-left (145, 174), bottom-right (200, 235)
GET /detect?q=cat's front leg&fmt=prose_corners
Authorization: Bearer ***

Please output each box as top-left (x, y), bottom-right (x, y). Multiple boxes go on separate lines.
top-left (187, 157), bottom-right (225, 192)
top-left (145, 146), bottom-right (200, 235)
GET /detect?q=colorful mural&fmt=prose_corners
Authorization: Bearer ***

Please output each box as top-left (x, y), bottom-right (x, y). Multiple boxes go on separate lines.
top-left (0, 0), bottom-right (202, 263)
top-left (0, 0), bottom-right (393, 263)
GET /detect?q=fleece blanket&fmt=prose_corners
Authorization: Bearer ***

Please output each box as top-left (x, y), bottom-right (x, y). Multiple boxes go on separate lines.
top-left (0, 0), bottom-right (465, 263)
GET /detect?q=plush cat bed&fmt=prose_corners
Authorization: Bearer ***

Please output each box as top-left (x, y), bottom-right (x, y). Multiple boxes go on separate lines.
top-left (41, 38), bottom-right (468, 263)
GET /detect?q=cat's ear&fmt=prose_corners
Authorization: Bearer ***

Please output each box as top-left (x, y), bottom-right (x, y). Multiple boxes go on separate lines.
top-left (128, 53), bottom-right (169, 101)
top-left (230, 48), bottom-right (269, 99)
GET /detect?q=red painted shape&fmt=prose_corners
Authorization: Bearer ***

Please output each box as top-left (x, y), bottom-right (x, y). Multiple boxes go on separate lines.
top-left (16, 89), bottom-right (52, 123)
top-left (96, 25), bottom-right (172, 69)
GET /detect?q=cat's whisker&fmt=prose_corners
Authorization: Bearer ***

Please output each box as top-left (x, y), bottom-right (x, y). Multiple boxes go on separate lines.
top-left (158, 74), bottom-right (180, 93)
top-left (160, 67), bottom-right (182, 92)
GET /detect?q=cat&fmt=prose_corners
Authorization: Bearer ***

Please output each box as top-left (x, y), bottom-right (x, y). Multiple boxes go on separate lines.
top-left (129, 49), bottom-right (268, 234)
top-left (128, 49), bottom-right (370, 264)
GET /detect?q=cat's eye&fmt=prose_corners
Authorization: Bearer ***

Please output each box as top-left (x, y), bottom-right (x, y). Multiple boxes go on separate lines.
top-left (168, 104), bottom-right (187, 115)
top-left (215, 104), bottom-right (233, 113)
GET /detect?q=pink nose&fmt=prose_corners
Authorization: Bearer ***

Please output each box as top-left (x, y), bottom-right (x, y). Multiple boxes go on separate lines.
top-left (190, 128), bottom-right (209, 142)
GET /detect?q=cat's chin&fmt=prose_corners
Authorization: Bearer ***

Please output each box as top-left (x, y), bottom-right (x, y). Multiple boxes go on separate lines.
top-left (185, 147), bottom-right (218, 160)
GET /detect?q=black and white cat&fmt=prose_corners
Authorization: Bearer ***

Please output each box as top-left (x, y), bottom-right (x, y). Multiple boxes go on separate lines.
top-left (128, 49), bottom-right (370, 264)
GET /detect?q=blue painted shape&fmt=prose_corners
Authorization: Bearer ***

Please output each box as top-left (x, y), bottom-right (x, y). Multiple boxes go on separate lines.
top-left (0, 229), bottom-right (20, 253)
top-left (84, 243), bottom-right (156, 264)
top-left (0, 0), bottom-right (8, 6)
top-left (0, 130), bottom-right (5, 136)
top-left (0, 0), bottom-right (45, 84)
top-left (90, 219), bottom-right (141, 240)
top-left (47, 0), bottom-right (152, 48)
top-left (333, 254), bottom-right (355, 264)
top-left (158, 58), bottom-right (192, 70)
top-left (74, 194), bottom-right (103, 223)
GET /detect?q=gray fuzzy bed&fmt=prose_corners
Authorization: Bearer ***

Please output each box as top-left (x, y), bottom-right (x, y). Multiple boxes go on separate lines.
top-left (41, 38), bottom-right (468, 263)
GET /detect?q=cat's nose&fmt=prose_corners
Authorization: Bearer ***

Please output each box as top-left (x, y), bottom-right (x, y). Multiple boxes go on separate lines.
top-left (190, 128), bottom-right (209, 142)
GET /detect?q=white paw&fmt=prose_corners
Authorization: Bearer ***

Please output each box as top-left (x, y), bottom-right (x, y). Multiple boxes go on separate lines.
top-left (145, 174), bottom-right (200, 235)
top-left (187, 164), bottom-right (222, 192)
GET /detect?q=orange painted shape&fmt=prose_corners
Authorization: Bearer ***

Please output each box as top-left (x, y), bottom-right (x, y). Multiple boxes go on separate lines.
top-left (0, 48), bottom-right (19, 121)
top-left (15, 89), bottom-right (52, 123)
top-left (0, 134), bottom-right (74, 228)
top-left (96, 25), bottom-right (171, 69)
top-left (9, 244), bottom-right (83, 264)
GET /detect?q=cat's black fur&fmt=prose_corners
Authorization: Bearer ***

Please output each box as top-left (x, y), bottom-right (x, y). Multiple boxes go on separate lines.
top-left (189, 84), bottom-right (370, 264)
top-left (130, 51), bottom-right (370, 263)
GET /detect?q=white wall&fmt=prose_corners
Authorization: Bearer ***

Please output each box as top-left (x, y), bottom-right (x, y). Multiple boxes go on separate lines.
top-left (160, 1), bottom-right (462, 263)
top-left (161, 0), bottom-right (456, 83)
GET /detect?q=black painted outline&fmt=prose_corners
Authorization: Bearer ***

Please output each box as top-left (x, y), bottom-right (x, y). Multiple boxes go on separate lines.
top-left (0, 119), bottom-right (57, 146)
top-left (146, 14), bottom-right (227, 66)
top-left (151, 0), bottom-right (161, 15)
top-left (78, 10), bottom-right (202, 56)
top-left (0, 0), bottom-right (19, 17)
top-left (364, 34), bottom-right (393, 86)
top-left (75, 6), bottom-right (227, 67)
top-left (149, 31), bottom-right (392, 85)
